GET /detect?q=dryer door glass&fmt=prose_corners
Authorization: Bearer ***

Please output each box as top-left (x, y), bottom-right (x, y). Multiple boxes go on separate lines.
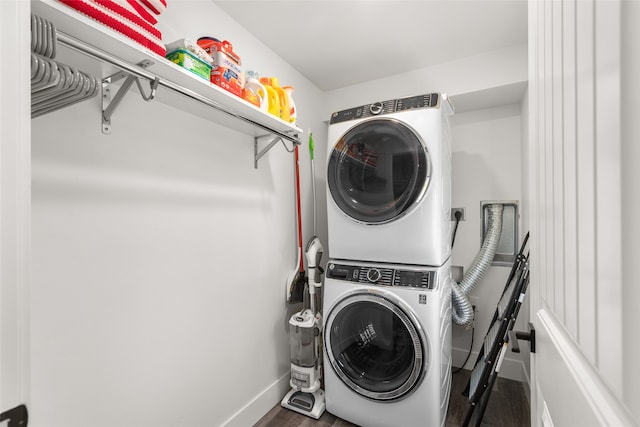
top-left (328, 119), bottom-right (430, 224)
top-left (325, 293), bottom-right (426, 401)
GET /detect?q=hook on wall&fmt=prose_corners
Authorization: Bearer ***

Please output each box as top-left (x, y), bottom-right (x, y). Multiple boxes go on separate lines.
top-left (254, 134), bottom-right (299, 168)
top-left (135, 76), bottom-right (160, 102)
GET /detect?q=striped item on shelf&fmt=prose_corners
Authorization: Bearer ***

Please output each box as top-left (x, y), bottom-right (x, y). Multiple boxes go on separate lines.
top-left (138, 0), bottom-right (166, 15)
top-left (123, 0), bottom-right (158, 25)
top-left (57, 0), bottom-right (167, 56)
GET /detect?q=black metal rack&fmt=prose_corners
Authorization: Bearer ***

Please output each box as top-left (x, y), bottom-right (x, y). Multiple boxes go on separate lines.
top-left (461, 232), bottom-right (533, 427)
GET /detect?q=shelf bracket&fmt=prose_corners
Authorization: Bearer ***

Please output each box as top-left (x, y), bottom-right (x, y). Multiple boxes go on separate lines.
top-left (102, 60), bottom-right (157, 134)
top-left (254, 135), bottom-right (282, 168)
top-left (254, 133), bottom-right (300, 168)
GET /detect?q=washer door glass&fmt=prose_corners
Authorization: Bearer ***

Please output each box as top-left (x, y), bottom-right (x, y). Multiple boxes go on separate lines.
top-left (325, 292), bottom-right (426, 401)
top-left (328, 119), bottom-right (430, 223)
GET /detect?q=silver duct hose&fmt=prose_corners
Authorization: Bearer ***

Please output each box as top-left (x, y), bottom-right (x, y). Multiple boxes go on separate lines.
top-left (452, 204), bottom-right (504, 326)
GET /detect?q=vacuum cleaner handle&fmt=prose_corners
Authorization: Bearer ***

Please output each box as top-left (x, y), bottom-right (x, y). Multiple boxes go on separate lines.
top-left (294, 144), bottom-right (304, 272)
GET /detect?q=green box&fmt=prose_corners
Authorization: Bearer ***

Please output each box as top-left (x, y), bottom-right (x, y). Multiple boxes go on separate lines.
top-left (166, 48), bottom-right (212, 81)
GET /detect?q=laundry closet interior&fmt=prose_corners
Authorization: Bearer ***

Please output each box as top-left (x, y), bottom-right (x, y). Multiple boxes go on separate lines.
top-left (24, 1), bottom-right (528, 426)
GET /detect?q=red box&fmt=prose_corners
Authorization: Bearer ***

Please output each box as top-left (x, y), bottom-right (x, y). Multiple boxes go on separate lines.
top-left (197, 37), bottom-right (242, 97)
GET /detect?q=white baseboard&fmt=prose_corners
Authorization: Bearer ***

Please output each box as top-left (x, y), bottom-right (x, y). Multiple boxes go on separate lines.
top-left (222, 373), bottom-right (291, 427)
top-left (452, 346), bottom-right (529, 383)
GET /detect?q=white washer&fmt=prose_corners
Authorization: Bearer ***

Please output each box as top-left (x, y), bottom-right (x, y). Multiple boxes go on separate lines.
top-left (326, 93), bottom-right (453, 266)
top-left (323, 259), bottom-right (452, 427)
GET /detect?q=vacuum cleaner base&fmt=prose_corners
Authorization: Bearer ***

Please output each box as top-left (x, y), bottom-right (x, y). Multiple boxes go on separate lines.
top-left (280, 388), bottom-right (325, 419)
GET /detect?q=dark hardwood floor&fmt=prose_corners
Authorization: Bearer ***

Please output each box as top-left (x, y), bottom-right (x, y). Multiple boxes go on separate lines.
top-left (254, 370), bottom-right (530, 427)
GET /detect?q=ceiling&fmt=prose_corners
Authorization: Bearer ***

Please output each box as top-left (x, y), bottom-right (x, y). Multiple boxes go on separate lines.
top-left (214, 0), bottom-right (528, 92)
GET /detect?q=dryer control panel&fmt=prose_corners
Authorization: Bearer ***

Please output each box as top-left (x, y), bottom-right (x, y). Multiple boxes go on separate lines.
top-left (329, 93), bottom-right (439, 124)
top-left (327, 263), bottom-right (436, 289)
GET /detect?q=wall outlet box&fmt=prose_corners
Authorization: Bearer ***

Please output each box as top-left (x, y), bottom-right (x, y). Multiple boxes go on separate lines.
top-left (451, 208), bottom-right (466, 221)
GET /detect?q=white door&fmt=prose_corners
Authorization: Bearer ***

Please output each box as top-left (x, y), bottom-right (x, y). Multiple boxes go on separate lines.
top-left (0, 0), bottom-right (31, 424)
top-left (528, 0), bottom-right (639, 425)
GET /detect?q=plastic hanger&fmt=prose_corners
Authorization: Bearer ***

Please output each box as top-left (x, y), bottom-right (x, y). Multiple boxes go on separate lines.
top-left (30, 14), bottom-right (99, 118)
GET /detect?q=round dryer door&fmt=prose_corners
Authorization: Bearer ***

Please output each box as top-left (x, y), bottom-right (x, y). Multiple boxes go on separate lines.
top-left (327, 118), bottom-right (431, 224)
top-left (324, 292), bottom-right (427, 401)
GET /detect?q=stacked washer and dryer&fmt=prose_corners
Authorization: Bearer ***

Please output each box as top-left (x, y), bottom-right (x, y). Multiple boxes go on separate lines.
top-left (323, 93), bottom-right (454, 427)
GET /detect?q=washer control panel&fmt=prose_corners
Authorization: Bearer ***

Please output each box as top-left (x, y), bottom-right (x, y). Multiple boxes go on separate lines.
top-left (369, 102), bottom-right (384, 115)
top-left (327, 263), bottom-right (436, 289)
top-left (329, 93), bottom-right (440, 124)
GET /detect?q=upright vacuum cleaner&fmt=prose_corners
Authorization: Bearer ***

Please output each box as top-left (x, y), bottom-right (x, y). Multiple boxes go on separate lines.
top-left (281, 131), bottom-right (325, 419)
top-left (280, 236), bottom-right (325, 418)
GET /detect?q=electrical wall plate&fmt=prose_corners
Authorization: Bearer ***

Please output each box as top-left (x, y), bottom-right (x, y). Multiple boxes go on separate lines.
top-left (451, 208), bottom-right (466, 221)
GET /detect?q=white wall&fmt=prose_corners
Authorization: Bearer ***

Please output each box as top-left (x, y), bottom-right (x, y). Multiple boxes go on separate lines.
top-left (158, 0), bottom-right (329, 257)
top-left (29, 2), bottom-right (326, 427)
top-left (449, 104), bottom-right (526, 381)
top-left (153, 0), bottom-right (329, 265)
top-left (324, 43), bottom-right (527, 118)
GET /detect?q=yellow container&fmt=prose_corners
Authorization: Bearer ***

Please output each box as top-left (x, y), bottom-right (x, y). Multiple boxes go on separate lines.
top-left (283, 86), bottom-right (296, 124)
top-left (271, 77), bottom-right (290, 122)
top-left (261, 83), bottom-right (280, 117)
top-left (259, 78), bottom-right (280, 118)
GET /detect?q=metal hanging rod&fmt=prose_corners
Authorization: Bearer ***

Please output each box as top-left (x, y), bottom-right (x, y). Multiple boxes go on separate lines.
top-left (55, 31), bottom-right (301, 146)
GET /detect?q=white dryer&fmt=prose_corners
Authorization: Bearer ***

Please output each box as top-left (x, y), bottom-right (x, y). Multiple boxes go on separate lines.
top-left (326, 93), bottom-right (453, 266)
top-left (323, 259), bottom-right (452, 427)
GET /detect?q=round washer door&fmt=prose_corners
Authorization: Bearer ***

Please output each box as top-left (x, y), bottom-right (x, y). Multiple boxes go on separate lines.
top-left (324, 291), bottom-right (427, 401)
top-left (327, 118), bottom-right (431, 224)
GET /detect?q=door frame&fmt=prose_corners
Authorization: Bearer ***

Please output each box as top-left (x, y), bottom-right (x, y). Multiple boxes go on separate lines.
top-left (0, 0), bottom-right (31, 417)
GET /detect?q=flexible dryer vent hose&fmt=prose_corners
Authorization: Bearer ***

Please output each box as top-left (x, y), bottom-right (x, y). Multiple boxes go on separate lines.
top-left (452, 204), bottom-right (504, 326)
